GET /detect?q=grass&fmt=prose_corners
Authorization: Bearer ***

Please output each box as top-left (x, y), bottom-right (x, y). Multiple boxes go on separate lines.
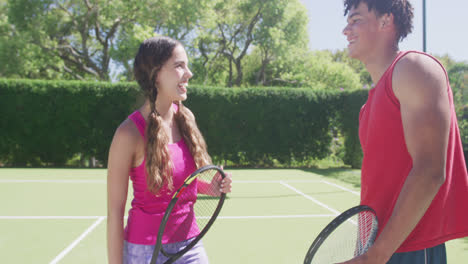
top-left (302, 167), bottom-right (361, 188)
top-left (0, 165), bottom-right (467, 263)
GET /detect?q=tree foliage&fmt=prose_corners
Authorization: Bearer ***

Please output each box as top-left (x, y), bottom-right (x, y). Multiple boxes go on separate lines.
top-left (7, 0), bottom-right (466, 99)
top-left (7, 0), bottom-right (138, 80)
top-left (3, 0), bottom-right (329, 87)
top-left (4, 0), bottom-right (209, 81)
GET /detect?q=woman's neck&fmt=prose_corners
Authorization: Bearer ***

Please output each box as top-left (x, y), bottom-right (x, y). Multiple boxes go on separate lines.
top-left (139, 99), bottom-right (173, 122)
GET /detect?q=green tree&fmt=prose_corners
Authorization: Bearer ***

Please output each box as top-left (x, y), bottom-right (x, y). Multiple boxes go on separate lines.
top-left (247, 48), bottom-right (361, 90)
top-left (434, 54), bottom-right (467, 156)
top-left (154, 0), bottom-right (212, 42)
top-left (189, 32), bottom-right (227, 85)
top-left (447, 62), bottom-right (468, 157)
top-left (329, 49), bottom-right (372, 88)
top-left (110, 24), bottom-right (156, 81)
top-left (204, 0), bottom-right (265, 87)
top-left (448, 63), bottom-right (468, 107)
top-left (6, 0), bottom-right (209, 81)
top-left (250, 0), bottom-right (308, 86)
top-left (0, 0), bottom-right (66, 79)
top-left (7, 0), bottom-right (142, 80)
top-left (191, 0), bottom-right (310, 88)
top-left (111, 0), bottom-right (212, 81)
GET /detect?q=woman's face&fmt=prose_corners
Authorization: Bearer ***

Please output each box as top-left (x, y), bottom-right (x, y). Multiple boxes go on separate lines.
top-left (156, 44), bottom-right (193, 102)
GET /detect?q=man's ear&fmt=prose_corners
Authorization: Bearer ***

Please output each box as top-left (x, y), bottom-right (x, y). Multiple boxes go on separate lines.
top-left (380, 13), bottom-right (394, 29)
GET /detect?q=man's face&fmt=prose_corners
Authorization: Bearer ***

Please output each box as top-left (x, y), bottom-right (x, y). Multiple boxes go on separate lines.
top-left (343, 2), bottom-right (382, 60)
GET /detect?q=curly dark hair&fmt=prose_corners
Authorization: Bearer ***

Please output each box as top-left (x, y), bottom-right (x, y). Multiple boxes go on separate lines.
top-left (343, 0), bottom-right (414, 42)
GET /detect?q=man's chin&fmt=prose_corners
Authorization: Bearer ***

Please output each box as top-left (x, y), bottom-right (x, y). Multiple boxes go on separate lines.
top-left (347, 49), bottom-right (360, 60)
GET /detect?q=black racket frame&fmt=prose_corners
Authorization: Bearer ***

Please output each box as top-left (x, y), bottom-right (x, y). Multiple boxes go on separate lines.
top-left (150, 165), bottom-right (226, 264)
top-left (303, 205), bottom-right (378, 264)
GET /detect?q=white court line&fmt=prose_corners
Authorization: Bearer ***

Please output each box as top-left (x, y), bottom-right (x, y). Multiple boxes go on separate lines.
top-left (0, 179), bottom-right (322, 184)
top-left (0, 179), bottom-right (105, 183)
top-left (199, 214), bottom-right (336, 219)
top-left (0, 179), bottom-right (353, 188)
top-left (49, 216), bottom-right (105, 264)
top-left (0, 216), bottom-right (102, 219)
top-left (279, 181), bottom-right (341, 215)
top-left (280, 181), bottom-right (359, 226)
top-left (233, 180), bottom-right (283, 183)
top-left (234, 180), bottom-right (322, 183)
top-left (320, 180), bottom-right (360, 196)
top-left (1, 215), bottom-right (335, 220)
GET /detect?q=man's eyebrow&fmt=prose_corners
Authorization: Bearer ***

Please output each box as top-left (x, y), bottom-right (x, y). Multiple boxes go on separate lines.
top-left (347, 12), bottom-right (361, 21)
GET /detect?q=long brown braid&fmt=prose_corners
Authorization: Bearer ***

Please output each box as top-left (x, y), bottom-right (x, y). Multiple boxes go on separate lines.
top-left (174, 101), bottom-right (212, 170)
top-left (133, 36), bottom-right (211, 195)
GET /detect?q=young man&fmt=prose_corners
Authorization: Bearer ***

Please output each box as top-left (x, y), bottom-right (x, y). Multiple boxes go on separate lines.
top-left (340, 1), bottom-right (468, 263)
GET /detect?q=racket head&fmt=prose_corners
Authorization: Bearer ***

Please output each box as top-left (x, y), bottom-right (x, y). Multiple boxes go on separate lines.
top-left (151, 165), bottom-right (226, 264)
top-left (303, 205), bottom-right (378, 264)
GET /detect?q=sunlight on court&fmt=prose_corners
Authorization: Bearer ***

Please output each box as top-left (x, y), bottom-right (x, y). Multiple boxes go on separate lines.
top-left (0, 169), bottom-right (466, 263)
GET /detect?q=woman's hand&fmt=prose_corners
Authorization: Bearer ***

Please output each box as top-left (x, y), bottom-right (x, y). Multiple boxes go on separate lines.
top-left (214, 166), bottom-right (232, 195)
top-left (199, 166), bottom-right (232, 196)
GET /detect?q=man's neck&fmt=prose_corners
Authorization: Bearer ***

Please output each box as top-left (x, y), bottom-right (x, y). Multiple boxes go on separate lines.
top-left (363, 45), bottom-right (400, 85)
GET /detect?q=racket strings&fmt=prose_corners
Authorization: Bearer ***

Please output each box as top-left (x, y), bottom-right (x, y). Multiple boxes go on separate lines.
top-left (356, 211), bottom-right (378, 253)
top-left (310, 210), bottom-right (378, 264)
top-left (193, 169), bottom-right (223, 235)
top-left (162, 168), bottom-right (221, 247)
top-left (152, 166), bottom-right (225, 263)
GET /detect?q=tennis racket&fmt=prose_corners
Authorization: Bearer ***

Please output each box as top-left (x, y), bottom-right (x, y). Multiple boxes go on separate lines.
top-left (303, 205), bottom-right (379, 264)
top-left (150, 165), bottom-right (227, 264)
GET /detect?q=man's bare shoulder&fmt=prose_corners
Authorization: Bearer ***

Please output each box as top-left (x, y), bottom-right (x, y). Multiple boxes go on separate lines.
top-left (392, 52), bottom-right (447, 103)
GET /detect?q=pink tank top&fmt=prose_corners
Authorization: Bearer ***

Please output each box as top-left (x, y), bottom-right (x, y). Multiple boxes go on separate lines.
top-left (359, 51), bottom-right (468, 252)
top-left (124, 105), bottom-right (200, 245)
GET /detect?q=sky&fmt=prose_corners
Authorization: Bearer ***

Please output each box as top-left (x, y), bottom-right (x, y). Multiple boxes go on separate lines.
top-left (299, 0), bottom-right (468, 63)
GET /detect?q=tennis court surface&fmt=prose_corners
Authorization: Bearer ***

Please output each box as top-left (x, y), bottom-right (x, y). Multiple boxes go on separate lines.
top-left (1, 168), bottom-right (467, 263)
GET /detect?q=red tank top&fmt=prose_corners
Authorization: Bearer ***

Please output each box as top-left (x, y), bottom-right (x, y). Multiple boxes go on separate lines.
top-left (359, 51), bottom-right (468, 252)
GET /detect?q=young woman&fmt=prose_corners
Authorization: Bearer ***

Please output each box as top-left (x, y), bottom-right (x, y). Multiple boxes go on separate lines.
top-left (107, 36), bottom-right (232, 264)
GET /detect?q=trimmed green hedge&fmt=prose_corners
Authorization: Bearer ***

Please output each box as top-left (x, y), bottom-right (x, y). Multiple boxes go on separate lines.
top-left (0, 79), bottom-right (140, 166)
top-left (335, 90), bottom-right (367, 168)
top-left (0, 79), bottom-right (366, 167)
top-left (187, 86), bottom-right (340, 165)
